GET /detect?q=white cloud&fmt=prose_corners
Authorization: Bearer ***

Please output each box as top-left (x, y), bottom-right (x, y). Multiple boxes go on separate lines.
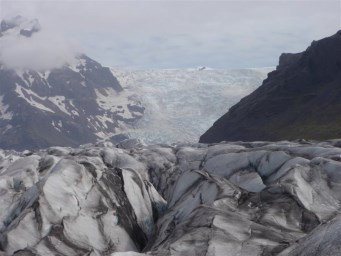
top-left (0, 7), bottom-right (80, 71)
top-left (0, 0), bottom-right (340, 69)
top-left (0, 28), bottom-right (79, 71)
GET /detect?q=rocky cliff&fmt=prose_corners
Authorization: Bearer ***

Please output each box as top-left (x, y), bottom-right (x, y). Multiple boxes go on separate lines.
top-left (200, 31), bottom-right (341, 143)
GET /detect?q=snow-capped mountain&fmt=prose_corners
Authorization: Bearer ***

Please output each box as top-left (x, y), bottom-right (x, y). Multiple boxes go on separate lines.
top-left (0, 17), bottom-right (144, 150)
top-left (1, 139), bottom-right (341, 255)
top-left (111, 67), bottom-right (272, 144)
top-left (0, 16), bottom-right (272, 150)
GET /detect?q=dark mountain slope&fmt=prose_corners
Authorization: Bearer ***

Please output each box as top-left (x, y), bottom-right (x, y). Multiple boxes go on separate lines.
top-left (200, 31), bottom-right (341, 143)
top-left (0, 17), bottom-right (144, 150)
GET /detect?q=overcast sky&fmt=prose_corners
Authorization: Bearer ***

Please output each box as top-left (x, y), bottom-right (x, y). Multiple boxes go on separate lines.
top-left (0, 0), bottom-right (340, 69)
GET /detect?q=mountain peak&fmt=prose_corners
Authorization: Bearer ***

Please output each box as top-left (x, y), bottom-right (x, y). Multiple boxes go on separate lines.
top-left (0, 17), bottom-right (145, 150)
top-left (332, 30), bottom-right (341, 38)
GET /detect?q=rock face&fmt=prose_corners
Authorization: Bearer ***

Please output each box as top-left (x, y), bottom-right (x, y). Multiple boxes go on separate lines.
top-left (0, 17), bottom-right (144, 150)
top-left (200, 31), bottom-right (341, 143)
top-left (2, 139), bottom-right (341, 255)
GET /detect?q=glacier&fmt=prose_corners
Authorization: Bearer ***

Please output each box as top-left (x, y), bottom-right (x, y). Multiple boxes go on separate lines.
top-left (1, 139), bottom-right (341, 255)
top-left (111, 68), bottom-right (273, 144)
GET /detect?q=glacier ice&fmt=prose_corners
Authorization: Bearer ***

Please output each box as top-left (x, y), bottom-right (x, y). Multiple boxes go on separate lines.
top-left (1, 139), bottom-right (341, 255)
top-left (111, 68), bottom-right (272, 144)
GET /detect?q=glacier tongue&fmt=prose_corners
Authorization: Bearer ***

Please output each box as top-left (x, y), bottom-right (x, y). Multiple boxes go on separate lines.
top-left (111, 68), bottom-right (273, 144)
top-left (1, 139), bottom-right (341, 255)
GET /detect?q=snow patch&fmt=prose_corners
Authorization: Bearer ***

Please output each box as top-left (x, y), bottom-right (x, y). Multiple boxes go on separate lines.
top-left (0, 95), bottom-right (13, 120)
top-left (95, 88), bottom-right (138, 120)
top-left (68, 57), bottom-right (87, 73)
top-left (15, 84), bottom-right (54, 113)
top-left (48, 96), bottom-right (70, 115)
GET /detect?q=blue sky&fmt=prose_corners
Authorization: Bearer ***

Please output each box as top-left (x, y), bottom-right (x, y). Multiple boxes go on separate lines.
top-left (0, 0), bottom-right (340, 69)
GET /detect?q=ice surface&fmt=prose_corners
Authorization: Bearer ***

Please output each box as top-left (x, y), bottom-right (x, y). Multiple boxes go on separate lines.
top-left (0, 140), bottom-right (341, 255)
top-left (111, 68), bottom-right (272, 144)
top-left (121, 168), bottom-right (154, 237)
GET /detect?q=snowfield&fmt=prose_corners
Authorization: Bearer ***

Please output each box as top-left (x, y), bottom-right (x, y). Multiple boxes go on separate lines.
top-left (1, 139), bottom-right (341, 255)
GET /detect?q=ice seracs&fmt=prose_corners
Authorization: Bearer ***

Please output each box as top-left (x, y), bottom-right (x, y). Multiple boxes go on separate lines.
top-left (1, 139), bottom-right (341, 255)
top-left (111, 67), bottom-right (272, 144)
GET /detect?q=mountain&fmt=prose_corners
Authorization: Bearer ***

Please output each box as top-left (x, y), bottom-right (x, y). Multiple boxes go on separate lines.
top-left (0, 17), bottom-right (144, 150)
top-left (200, 31), bottom-right (341, 143)
top-left (1, 139), bottom-right (341, 255)
top-left (111, 67), bottom-right (272, 144)
top-left (0, 16), bottom-right (272, 149)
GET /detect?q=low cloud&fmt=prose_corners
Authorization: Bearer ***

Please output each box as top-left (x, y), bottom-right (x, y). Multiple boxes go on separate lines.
top-left (0, 21), bottom-right (79, 71)
top-left (0, 0), bottom-right (340, 69)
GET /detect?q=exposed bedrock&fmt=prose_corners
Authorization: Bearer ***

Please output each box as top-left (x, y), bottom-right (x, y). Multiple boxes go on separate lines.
top-left (200, 31), bottom-right (341, 143)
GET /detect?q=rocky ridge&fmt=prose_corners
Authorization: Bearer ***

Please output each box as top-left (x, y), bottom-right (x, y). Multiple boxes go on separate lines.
top-left (200, 31), bottom-right (341, 143)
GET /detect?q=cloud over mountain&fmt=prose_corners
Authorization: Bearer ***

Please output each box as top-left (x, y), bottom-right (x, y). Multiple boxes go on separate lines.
top-left (0, 16), bottom-right (78, 71)
top-left (1, 0), bottom-right (339, 69)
